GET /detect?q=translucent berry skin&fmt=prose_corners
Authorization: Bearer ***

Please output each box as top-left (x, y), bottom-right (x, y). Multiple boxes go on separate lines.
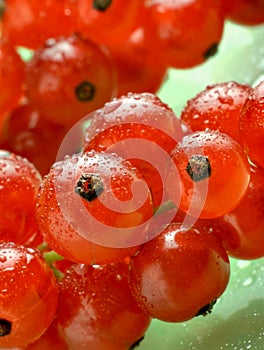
top-left (36, 151), bottom-right (154, 265)
top-left (167, 130), bottom-right (250, 219)
top-left (145, 0), bottom-right (225, 68)
top-left (0, 242), bottom-right (58, 348)
top-left (84, 92), bottom-right (187, 207)
top-left (0, 151), bottom-right (43, 246)
top-left (25, 35), bottom-right (117, 128)
top-left (180, 81), bottom-right (252, 142)
top-left (56, 262), bottom-right (151, 350)
top-left (209, 164), bottom-right (264, 260)
top-left (239, 80), bottom-right (264, 169)
top-left (128, 223), bottom-right (230, 323)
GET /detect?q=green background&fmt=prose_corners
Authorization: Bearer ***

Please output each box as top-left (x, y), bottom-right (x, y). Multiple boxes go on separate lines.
top-left (139, 20), bottom-right (264, 350)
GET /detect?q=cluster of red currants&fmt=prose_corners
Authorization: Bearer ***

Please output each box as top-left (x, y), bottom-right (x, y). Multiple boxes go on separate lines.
top-left (0, 78), bottom-right (264, 349)
top-left (0, 0), bottom-right (264, 349)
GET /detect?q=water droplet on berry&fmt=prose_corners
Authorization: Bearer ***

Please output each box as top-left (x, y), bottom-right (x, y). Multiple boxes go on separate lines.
top-left (0, 150), bottom-right (11, 159)
top-left (53, 167), bottom-right (63, 176)
top-left (104, 100), bottom-right (122, 114)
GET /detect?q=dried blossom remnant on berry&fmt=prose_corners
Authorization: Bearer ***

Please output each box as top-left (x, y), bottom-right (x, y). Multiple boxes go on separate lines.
top-left (186, 155), bottom-right (212, 182)
top-left (75, 81), bottom-right (96, 102)
top-left (129, 335), bottom-right (145, 350)
top-left (195, 299), bottom-right (217, 317)
top-left (75, 173), bottom-right (104, 202)
top-left (93, 0), bottom-right (112, 11)
top-left (203, 42), bottom-right (218, 59)
top-left (0, 319), bottom-right (12, 337)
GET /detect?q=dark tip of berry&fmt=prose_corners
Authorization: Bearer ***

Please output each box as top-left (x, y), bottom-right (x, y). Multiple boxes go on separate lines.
top-left (0, 319), bottom-right (12, 337)
top-left (129, 335), bottom-right (145, 350)
top-left (93, 0), bottom-right (112, 11)
top-left (0, 0), bottom-right (5, 18)
top-left (186, 155), bottom-right (212, 182)
top-left (204, 42), bottom-right (218, 59)
top-left (195, 299), bottom-right (217, 317)
top-left (75, 173), bottom-right (104, 202)
top-left (75, 81), bottom-right (96, 102)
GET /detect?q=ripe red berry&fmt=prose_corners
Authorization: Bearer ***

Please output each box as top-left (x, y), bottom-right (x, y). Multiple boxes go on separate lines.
top-left (25, 34), bottom-right (117, 128)
top-left (0, 151), bottom-right (43, 246)
top-left (167, 129), bottom-right (250, 219)
top-left (56, 262), bottom-right (151, 349)
top-left (180, 81), bottom-right (252, 142)
top-left (129, 222), bottom-right (230, 322)
top-left (36, 151), bottom-right (154, 265)
top-left (144, 0), bottom-right (225, 68)
top-left (0, 242), bottom-right (58, 348)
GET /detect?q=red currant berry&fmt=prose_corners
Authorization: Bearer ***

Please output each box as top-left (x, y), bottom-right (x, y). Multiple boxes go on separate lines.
top-left (56, 262), bottom-right (151, 349)
top-left (0, 151), bottom-right (43, 246)
top-left (25, 34), bottom-right (117, 128)
top-left (167, 129), bottom-right (250, 219)
top-left (36, 151), bottom-right (154, 265)
top-left (180, 81), bottom-right (252, 143)
top-left (145, 0), bottom-right (225, 68)
top-left (129, 222), bottom-right (230, 322)
top-left (0, 242), bottom-right (58, 348)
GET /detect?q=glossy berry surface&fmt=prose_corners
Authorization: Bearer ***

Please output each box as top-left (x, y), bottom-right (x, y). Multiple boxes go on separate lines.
top-left (36, 151), bottom-right (154, 265)
top-left (0, 242), bottom-right (58, 348)
top-left (56, 262), bottom-right (151, 350)
top-left (0, 150), bottom-right (42, 246)
top-left (168, 129), bottom-right (250, 219)
top-left (180, 81), bottom-right (252, 142)
top-left (239, 80), bottom-right (264, 169)
top-left (128, 223), bottom-right (230, 322)
top-left (25, 34), bottom-right (117, 128)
